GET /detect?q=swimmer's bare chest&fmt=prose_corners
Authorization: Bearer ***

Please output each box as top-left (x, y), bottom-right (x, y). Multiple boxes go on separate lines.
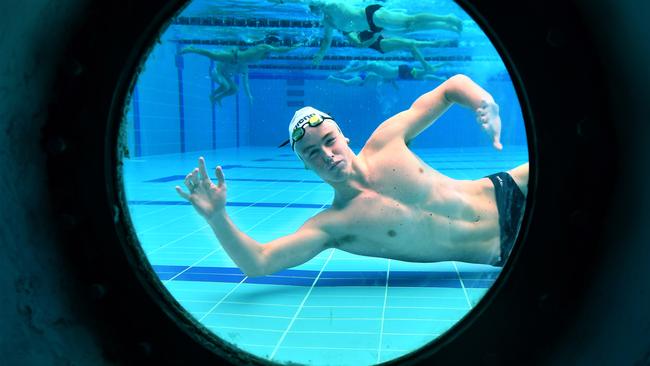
top-left (325, 192), bottom-right (442, 262)
top-left (321, 142), bottom-right (501, 264)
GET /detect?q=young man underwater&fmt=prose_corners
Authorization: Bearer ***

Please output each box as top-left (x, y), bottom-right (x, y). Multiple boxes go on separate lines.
top-left (175, 74), bottom-right (528, 277)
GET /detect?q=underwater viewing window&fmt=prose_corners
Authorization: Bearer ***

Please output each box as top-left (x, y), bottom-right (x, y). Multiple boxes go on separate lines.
top-left (118, 0), bottom-right (530, 364)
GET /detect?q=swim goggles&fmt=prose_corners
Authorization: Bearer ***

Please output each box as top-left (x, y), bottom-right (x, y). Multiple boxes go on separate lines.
top-left (279, 113), bottom-right (335, 150)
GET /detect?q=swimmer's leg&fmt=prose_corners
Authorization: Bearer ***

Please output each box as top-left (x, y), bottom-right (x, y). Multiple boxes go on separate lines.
top-left (379, 37), bottom-right (457, 53)
top-left (213, 79), bottom-right (238, 105)
top-left (327, 75), bottom-right (363, 86)
top-left (409, 14), bottom-right (463, 33)
top-left (340, 60), bottom-right (365, 74)
top-left (374, 9), bottom-right (463, 33)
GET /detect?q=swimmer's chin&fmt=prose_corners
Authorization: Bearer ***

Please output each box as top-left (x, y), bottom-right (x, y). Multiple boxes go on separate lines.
top-left (321, 162), bottom-right (349, 182)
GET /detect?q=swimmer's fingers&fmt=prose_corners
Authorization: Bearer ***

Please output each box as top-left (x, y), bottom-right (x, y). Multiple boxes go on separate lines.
top-left (198, 156), bottom-right (211, 182)
top-left (492, 128), bottom-right (503, 150)
top-left (190, 168), bottom-right (200, 187)
top-left (175, 186), bottom-right (191, 201)
top-left (215, 166), bottom-right (226, 188)
top-left (472, 100), bottom-right (502, 150)
top-left (491, 117), bottom-right (503, 151)
top-left (184, 173), bottom-right (194, 192)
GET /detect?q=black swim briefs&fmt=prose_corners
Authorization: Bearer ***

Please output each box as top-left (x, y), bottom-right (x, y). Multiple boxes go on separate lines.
top-left (486, 172), bottom-right (526, 266)
top-left (365, 4), bottom-right (384, 33)
top-left (358, 30), bottom-right (385, 53)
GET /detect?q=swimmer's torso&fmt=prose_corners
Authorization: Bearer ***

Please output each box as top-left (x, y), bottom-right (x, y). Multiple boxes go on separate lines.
top-left (321, 3), bottom-right (371, 33)
top-left (316, 138), bottom-right (501, 264)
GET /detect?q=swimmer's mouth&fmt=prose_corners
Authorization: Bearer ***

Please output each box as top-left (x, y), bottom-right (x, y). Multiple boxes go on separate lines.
top-left (329, 161), bottom-right (342, 170)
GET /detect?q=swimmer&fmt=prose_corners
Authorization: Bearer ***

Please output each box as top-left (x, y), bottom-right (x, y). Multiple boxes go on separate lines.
top-left (286, 1), bottom-right (462, 65)
top-left (327, 71), bottom-right (389, 88)
top-left (330, 58), bottom-right (448, 87)
top-left (180, 41), bottom-right (297, 105)
top-left (343, 32), bottom-right (458, 55)
top-left (330, 48), bottom-right (447, 88)
top-left (177, 75), bottom-right (528, 277)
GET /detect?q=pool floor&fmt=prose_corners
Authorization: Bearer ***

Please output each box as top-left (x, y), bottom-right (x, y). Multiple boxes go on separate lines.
top-left (122, 145), bottom-right (528, 365)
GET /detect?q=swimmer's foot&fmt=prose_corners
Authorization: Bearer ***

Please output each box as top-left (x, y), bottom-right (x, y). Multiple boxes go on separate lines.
top-left (209, 94), bottom-right (222, 107)
top-left (446, 14), bottom-right (463, 33)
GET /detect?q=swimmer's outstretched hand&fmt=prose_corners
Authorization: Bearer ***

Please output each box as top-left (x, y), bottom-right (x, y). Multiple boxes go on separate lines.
top-left (476, 100), bottom-right (503, 151)
top-left (176, 157), bottom-right (227, 220)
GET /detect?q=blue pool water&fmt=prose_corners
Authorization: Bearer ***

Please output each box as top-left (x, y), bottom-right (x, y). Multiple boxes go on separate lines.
top-left (121, 0), bottom-right (528, 364)
top-left (123, 146), bottom-right (526, 364)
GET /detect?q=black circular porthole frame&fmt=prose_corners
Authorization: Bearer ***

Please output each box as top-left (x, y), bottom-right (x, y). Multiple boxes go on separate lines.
top-left (43, 0), bottom-right (616, 364)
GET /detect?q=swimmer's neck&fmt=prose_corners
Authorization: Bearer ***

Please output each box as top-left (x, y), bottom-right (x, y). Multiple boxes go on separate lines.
top-left (330, 154), bottom-right (372, 206)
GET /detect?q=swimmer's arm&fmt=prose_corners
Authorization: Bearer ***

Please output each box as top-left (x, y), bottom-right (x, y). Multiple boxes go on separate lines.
top-left (313, 24), bottom-right (334, 65)
top-left (372, 74), bottom-right (496, 144)
top-left (207, 214), bottom-right (331, 277)
top-left (242, 65), bottom-right (253, 102)
top-left (257, 221), bottom-right (333, 276)
top-left (206, 211), bottom-right (267, 277)
top-left (343, 32), bottom-right (362, 46)
top-left (178, 158), bottom-right (329, 277)
top-left (343, 31), bottom-right (380, 48)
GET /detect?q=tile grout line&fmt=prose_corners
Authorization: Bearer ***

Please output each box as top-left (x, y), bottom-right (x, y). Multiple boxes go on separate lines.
top-left (198, 276), bottom-right (249, 322)
top-left (377, 258), bottom-right (391, 364)
top-left (164, 248), bottom-right (222, 283)
top-left (147, 223), bottom-right (219, 256)
top-left (452, 261), bottom-right (473, 309)
top-left (270, 248), bottom-right (335, 360)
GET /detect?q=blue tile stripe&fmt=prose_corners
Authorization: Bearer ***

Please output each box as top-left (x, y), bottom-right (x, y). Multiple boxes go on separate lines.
top-left (129, 200), bottom-right (330, 209)
top-left (152, 265), bottom-right (497, 288)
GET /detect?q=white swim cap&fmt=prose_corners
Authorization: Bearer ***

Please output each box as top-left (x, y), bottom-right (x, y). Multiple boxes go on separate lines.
top-left (288, 106), bottom-right (337, 151)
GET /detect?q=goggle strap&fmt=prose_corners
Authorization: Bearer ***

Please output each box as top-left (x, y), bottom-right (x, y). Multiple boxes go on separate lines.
top-left (279, 114), bottom-right (333, 149)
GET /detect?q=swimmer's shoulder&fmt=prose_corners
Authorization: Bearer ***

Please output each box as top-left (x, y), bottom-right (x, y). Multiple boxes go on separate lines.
top-left (304, 207), bottom-right (350, 237)
top-left (360, 119), bottom-right (408, 156)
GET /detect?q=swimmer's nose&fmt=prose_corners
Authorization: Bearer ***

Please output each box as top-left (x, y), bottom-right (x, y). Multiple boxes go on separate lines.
top-left (321, 148), bottom-right (334, 162)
